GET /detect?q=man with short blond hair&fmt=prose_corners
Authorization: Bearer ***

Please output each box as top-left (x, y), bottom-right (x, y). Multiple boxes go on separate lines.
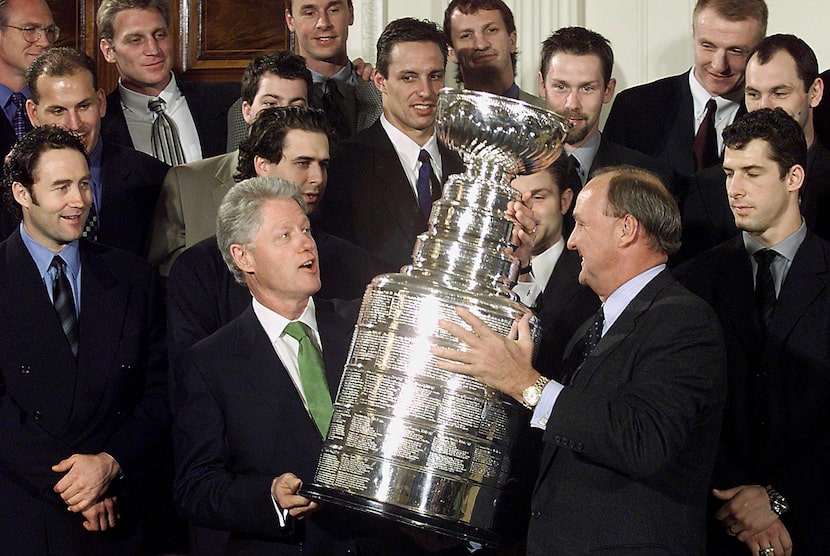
top-left (605, 0), bottom-right (768, 177)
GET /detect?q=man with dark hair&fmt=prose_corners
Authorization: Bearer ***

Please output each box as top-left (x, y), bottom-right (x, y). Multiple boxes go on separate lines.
top-left (0, 0), bottom-right (56, 158)
top-left (317, 17), bottom-right (464, 270)
top-left (537, 26), bottom-right (676, 231)
top-left (677, 108), bottom-right (830, 555)
top-left (285, 0), bottom-right (381, 142)
top-left (434, 165), bottom-right (727, 553)
top-left (511, 157), bottom-right (599, 376)
top-left (680, 34), bottom-right (830, 261)
top-left (148, 51), bottom-right (312, 274)
top-left (97, 0), bottom-right (238, 163)
top-left (226, 50), bottom-right (312, 152)
top-left (0, 125), bottom-right (167, 555)
top-left (605, 0), bottom-right (768, 177)
top-left (5, 47), bottom-right (169, 257)
top-left (442, 0), bottom-right (542, 106)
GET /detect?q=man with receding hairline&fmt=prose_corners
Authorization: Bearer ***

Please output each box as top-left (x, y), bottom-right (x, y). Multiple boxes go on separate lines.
top-left (605, 0), bottom-right (768, 177)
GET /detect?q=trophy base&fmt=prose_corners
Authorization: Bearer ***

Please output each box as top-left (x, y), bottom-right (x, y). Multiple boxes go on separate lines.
top-left (300, 483), bottom-right (503, 548)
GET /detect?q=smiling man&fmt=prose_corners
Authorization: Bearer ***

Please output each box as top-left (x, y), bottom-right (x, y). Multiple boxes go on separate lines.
top-left (0, 125), bottom-right (167, 556)
top-left (97, 0), bottom-right (237, 162)
top-left (316, 17), bottom-right (464, 270)
top-left (443, 0), bottom-right (542, 106)
top-left (0, 0), bottom-right (56, 157)
top-left (677, 108), bottom-right (830, 556)
top-left (12, 47), bottom-right (169, 256)
top-left (605, 0), bottom-right (768, 177)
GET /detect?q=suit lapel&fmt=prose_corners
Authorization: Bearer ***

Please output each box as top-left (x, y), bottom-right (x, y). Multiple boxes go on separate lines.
top-left (210, 151), bottom-right (238, 213)
top-left (714, 238), bottom-right (763, 352)
top-left (234, 308), bottom-right (325, 450)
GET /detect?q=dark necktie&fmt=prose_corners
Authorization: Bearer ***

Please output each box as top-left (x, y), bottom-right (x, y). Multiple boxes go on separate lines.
top-left (566, 154), bottom-right (584, 195)
top-left (284, 321), bottom-right (333, 437)
top-left (569, 307), bottom-right (604, 385)
top-left (50, 256), bottom-right (79, 359)
top-left (321, 80), bottom-right (350, 140)
top-left (10, 92), bottom-right (32, 140)
top-left (693, 99), bottom-right (719, 171)
top-left (148, 97), bottom-right (186, 165)
top-left (753, 249), bottom-right (777, 330)
top-left (83, 202), bottom-right (99, 242)
top-left (417, 149), bottom-right (438, 218)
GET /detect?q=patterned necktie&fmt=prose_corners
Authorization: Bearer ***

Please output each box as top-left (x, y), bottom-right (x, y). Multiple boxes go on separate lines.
top-left (284, 321), bottom-right (333, 437)
top-left (50, 256), bottom-right (79, 358)
top-left (10, 92), bottom-right (32, 140)
top-left (753, 249), bottom-right (777, 330)
top-left (569, 307), bottom-right (604, 385)
top-left (148, 97), bottom-right (186, 165)
top-left (83, 203), bottom-right (99, 242)
top-left (417, 149), bottom-right (438, 218)
top-left (693, 98), bottom-right (719, 171)
top-left (321, 80), bottom-right (350, 140)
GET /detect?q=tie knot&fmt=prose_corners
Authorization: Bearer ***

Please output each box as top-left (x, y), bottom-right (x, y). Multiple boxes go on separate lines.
top-left (705, 98), bottom-right (717, 116)
top-left (324, 79), bottom-right (338, 96)
top-left (753, 248), bottom-right (777, 268)
top-left (284, 321), bottom-right (311, 342)
top-left (148, 97), bottom-right (166, 114)
top-left (418, 149), bottom-right (431, 164)
top-left (50, 255), bottom-right (67, 272)
top-left (10, 92), bottom-right (26, 109)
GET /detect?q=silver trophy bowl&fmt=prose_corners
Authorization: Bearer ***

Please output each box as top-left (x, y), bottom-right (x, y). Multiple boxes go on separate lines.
top-left (302, 89), bottom-right (570, 546)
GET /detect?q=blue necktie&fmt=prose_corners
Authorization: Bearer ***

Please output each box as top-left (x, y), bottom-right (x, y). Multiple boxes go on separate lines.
top-left (10, 92), bottom-right (32, 140)
top-left (417, 149), bottom-right (436, 218)
top-left (50, 256), bottom-right (79, 358)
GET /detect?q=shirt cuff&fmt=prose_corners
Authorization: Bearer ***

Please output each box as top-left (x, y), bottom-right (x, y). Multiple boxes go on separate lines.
top-left (270, 492), bottom-right (290, 529)
top-left (530, 380), bottom-right (564, 430)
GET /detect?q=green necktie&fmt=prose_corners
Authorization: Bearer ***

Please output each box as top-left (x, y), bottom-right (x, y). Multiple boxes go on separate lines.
top-left (283, 321), bottom-right (333, 437)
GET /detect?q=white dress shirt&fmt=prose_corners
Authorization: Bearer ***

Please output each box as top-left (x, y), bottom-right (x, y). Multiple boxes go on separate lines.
top-left (379, 114), bottom-right (443, 201)
top-left (688, 69), bottom-right (742, 156)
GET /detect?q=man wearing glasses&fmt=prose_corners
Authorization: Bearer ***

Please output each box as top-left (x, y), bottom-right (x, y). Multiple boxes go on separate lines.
top-left (0, 0), bottom-right (57, 158)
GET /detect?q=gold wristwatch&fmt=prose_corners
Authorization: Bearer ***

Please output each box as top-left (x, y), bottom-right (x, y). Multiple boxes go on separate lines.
top-left (521, 376), bottom-right (551, 409)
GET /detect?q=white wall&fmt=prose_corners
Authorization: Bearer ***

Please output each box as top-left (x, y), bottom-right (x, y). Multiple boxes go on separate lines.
top-left (350, 0), bottom-right (830, 102)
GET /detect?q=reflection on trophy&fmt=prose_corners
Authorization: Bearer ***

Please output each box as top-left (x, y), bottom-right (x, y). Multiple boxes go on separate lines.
top-left (301, 88), bottom-right (570, 545)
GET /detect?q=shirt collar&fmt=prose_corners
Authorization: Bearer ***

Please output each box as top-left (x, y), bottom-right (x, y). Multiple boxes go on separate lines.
top-left (602, 264), bottom-right (665, 336)
top-left (379, 113), bottom-right (440, 173)
top-left (0, 84), bottom-right (30, 106)
top-left (742, 219), bottom-right (807, 262)
top-left (688, 68), bottom-right (740, 119)
top-left (530, 237), bottom-right (565, 288)
top-left (311, 63), bottom-right (355, 88)
top-left (118, 72), bottom-right (180, 115)
top-left (19, 222), bottom-right (81, 281)
top-left (504, 82), bottom-right (520, 99)
top-left (252, 296), bottom-right (319, 346)
top-left (567, 131), bottom-right (601, 177)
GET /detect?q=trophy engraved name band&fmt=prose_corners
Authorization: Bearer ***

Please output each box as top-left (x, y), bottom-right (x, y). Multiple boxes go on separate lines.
top-left (301, 88), bottom-right (569, 546)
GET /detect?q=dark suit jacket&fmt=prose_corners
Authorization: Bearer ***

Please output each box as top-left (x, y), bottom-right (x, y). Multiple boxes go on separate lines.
top-left (0, 141), bottom-right (169, 258)
top-left (814, 69), bottom-right (830, 149)
top-left (677, 140), bottom-right (830, 264)
top-left (590, 133), bottom-right (680, 196)
top-left (315, 119), bottom-right (465, 270)
top-left (676, 234), bottom-right (830, 554)
top-left (166, 231), bottom-right (385, 366)
top-left (604, 72), bottom-right (745, 178)
top-left (532, 248), bottom-right (600, 379)
top-left (0, 231), bottom-right (168, 555)
top-left (172, 300), bottom-right (417, 555)
top-left (0, 108), bottom-right (16, 161)
top-left (527, 270), bottom-right (726, 555)
top-left (102, 78), bottom-right (239, 160)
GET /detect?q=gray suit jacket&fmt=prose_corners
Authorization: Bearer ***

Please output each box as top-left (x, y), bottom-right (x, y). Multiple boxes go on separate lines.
top-left (527, 270), bottom-right (727, 555)
top-left (148, 150), bottom-right (239, 275)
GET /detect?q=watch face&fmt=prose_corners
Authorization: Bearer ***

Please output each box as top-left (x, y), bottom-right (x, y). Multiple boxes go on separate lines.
top-left (523, 386), bottom-right (541, 407)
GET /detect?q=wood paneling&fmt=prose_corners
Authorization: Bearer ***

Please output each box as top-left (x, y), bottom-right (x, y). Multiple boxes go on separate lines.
top-left (46, 0), bottom-right (290, 92)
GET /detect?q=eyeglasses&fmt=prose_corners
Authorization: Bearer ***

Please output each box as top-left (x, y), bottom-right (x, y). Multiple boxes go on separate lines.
top-left (2, 24), bottom-right (61, 44)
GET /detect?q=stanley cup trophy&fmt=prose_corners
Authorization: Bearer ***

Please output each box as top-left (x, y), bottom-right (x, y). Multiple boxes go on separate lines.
top-left (301, 88), bottom-right (570, 546)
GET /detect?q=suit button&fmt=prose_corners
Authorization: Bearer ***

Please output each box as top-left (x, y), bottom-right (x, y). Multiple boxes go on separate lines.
top-left (20, 365), bottom-right (31, 374)
top-left (33, 410), bottom-right (42, 420)
top-left (553, 435), bottom-right (561, 443)
top-left (576, 442), bottom-right (584, 451)
top-left (531, 510), bottom-right (541, 519)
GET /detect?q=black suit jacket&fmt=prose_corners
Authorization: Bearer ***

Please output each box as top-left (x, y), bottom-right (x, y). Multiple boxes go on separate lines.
top-left (676, 234), bottom-right (830, 553)
top-left (315, 119), bottom-right (465, 270)
top-left (590, 133), bottom-right (681, 195)
top-left (0, 141), bottom-right (169, 258)
top-left (166, 230), bottom-right (385, 366)
top-left (0, 231), bottom-right (168, 555)
top-left (0, 108), bottom-right (16, 161)
top-left (604, 72), bottom-right (745, 178)
top-left (677, 140), bottom-right (830, 264)
top-left (172, 300), bottom-right (417, 555)
top-left (532, 248), bottom-right (600, 379)
top-left (102, 79), bottom-right (239, 160)
top-left (527, 270), bottom-right (726, 555)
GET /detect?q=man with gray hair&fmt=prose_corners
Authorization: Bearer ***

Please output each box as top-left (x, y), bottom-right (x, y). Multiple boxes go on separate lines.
top-left (172, 177), bottom-right (414, 553)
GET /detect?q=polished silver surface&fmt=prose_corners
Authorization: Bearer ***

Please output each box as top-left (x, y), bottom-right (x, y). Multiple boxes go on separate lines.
top-left (303, 89), bottom-right (569, 545)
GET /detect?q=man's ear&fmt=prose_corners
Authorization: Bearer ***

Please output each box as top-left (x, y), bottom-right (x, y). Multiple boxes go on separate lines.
top-left (560, 187), bottom-right (574, 215)
top-left (230, 243), bottom-right (254, 274)
top-left (12, 182), bottom-right (31, 210)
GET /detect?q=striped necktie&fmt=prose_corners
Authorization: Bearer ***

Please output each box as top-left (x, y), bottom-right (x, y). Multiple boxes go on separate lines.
top-left (148, 97), bottom-right (186, 165)
top-left (50, 256), bottom-right (79, 358)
